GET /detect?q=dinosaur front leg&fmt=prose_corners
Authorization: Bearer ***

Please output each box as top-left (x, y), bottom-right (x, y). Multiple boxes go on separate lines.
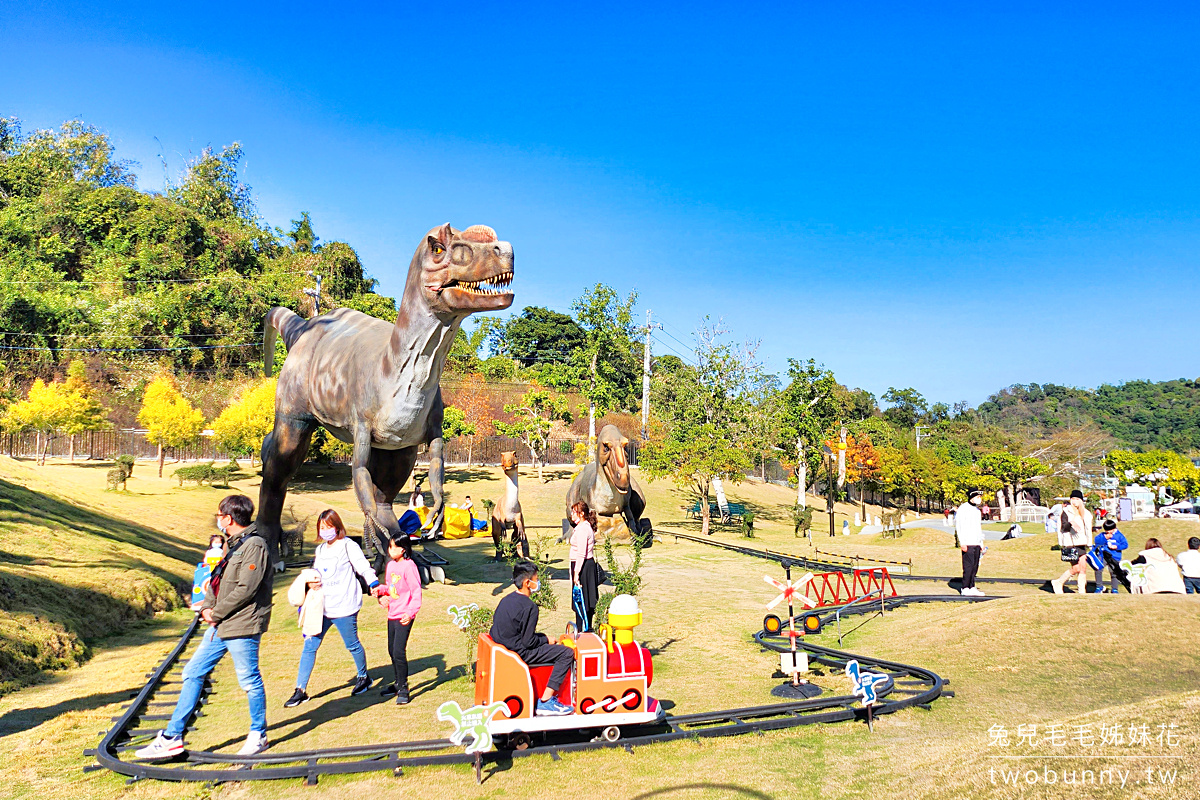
top-left (424, 434), bottom-right (446, 535)
top-left (514, 511), bottom-right (529, 558)
top-left (258, 416), bottom-right (315, 570)
top-left (350, 425), bottom-right (384, 542)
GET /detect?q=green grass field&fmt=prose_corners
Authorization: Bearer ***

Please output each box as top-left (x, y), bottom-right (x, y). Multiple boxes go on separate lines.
top-left (2, 456), bottom-right (1199, 799)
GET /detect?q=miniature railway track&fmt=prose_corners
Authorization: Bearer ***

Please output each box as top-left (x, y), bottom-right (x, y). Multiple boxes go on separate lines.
top-left (88, 603), bottom-right (954, 785)
top-left (664, 528), bottom-right (1048, 587)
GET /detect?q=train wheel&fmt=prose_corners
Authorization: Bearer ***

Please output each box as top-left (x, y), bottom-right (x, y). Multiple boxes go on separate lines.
top-left (511, 732), bottom-right (532, 751)
top-left (581, 697), bottom-right (596, 714)
top-left (503, 695), bottom-right (524, 719)
top-left (602, 726), bottom-right (621, 743)
top-left (623, 689), bottom-right (642, 710)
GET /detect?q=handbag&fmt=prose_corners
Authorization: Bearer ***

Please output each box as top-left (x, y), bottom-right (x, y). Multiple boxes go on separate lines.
top-left (1061, 545), bottom-right (1086, 563)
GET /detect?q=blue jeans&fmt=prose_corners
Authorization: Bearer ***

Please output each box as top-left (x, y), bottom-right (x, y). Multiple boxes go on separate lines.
top-left (295, 613), bottom-right (367, 690)
top-left (167, 626), bottom-right (265, 738)
top-left (1185, 577), bottom-right (1200, 595)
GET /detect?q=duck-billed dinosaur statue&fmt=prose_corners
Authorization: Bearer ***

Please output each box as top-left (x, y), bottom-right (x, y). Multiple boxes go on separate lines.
top-left (490, 450), bottom-right (528, 560)
top-left (258, 223), bottom-right (514, 575)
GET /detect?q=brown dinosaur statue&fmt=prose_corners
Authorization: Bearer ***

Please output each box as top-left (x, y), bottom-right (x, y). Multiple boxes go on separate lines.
top-left (490, 450), bottom-right (528, 560)
top-left (564, 424), bottom-right (651, 544)
top-left (258, 223), bottom-right (514, 576)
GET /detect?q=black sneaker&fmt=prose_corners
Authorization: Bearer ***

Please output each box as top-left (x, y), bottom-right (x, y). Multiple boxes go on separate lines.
top-left (395, 694), bottom-right (410, 705)
top-left (379, 683), bottom-right (398, 698)
top-left (283, 688), bottom-right (308, 708)
top-left (351, 675), bottom-right (374, 696)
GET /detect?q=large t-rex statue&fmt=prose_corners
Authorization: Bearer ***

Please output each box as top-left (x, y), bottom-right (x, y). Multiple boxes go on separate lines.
top-left (257, 223), bottom-right (514, 575)
top-left (565, 424), bottom-right (651, 544)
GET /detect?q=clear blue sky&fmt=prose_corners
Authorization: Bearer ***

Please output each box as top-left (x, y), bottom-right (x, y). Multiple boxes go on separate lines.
top-left (3, 1), bottom-right (1198, 406)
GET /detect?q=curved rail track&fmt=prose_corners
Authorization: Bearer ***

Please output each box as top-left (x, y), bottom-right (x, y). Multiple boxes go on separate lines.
top-left (88, 597), bottom-right (968, 785)
top-left (664, 528), bottom-right (1049, 587)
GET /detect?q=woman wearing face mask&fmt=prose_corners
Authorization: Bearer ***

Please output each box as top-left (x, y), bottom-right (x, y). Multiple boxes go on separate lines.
top-left (1052, 490), bottom-right (1093, 594)
top-left (284, 509), bottom-right (381, 708)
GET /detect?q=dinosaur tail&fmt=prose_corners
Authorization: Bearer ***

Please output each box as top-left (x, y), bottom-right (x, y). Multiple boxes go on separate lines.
top-left (263, 307), bottom-right (307, 377)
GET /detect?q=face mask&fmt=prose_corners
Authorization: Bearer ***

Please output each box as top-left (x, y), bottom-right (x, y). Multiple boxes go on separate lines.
top-left (319, 527), bottom-right (337, 542)
top-left (969, 497), bottom-right (982, 506)
top-left (216, 517), bottom-right (228, 534)
top-left (530, 580), bottom-right (540, 593)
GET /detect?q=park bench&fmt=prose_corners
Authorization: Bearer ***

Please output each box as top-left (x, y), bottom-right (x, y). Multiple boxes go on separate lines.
top-left (684, 502), bottom-right (722, 520)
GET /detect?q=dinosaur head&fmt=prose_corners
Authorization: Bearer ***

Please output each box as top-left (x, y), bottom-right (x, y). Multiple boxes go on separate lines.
top-left (597, 425), bottom-right (630, 494)
top-left (500, 451), bottom-right (518, 475)
top-left (416, 223), bottom-right (514, 315)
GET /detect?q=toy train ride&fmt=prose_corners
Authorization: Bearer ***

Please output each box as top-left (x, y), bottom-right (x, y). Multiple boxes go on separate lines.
top-left (475, 595), bottom-right (664, 743)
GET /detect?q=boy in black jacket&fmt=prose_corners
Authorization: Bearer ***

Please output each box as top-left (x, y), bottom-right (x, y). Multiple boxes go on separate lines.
top-left (490, 562), bottom-right (574, 716)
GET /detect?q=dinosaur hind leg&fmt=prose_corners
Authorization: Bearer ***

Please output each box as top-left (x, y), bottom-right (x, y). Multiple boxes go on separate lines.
top-left (258, 416), bottom-right (316, 568)
top-left (363, 446), bottom-right (421, 575)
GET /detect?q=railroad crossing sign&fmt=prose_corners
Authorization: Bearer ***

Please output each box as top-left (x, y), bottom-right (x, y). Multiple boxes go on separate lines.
top-left (763, 573), bottom-right (819, 612)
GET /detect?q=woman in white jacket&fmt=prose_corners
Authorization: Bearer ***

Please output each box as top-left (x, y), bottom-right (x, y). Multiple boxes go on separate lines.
top-left (284, 509), bottom-right (382, 708)
top-left (1128, 538), bottom-right (1186, 594)
top-left (1052, 490), bottom-right (1092, 594)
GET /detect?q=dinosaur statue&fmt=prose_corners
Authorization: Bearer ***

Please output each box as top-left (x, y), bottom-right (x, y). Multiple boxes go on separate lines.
top-left (565, 424), bottom-right (651, 544)
top-left (258, 223), bottom-right (514, 576)
top-left (490, 450), bottom-right (527, 559)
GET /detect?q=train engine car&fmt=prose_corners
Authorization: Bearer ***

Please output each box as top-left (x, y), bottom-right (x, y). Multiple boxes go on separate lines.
top-left (475, 594), bottom-right (665, 742)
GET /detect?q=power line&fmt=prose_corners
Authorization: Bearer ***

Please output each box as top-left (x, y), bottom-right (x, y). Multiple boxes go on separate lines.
top-left (0, 331), bottom-right (260, 339)
top-left (658, 327), bottom-right (696, 356)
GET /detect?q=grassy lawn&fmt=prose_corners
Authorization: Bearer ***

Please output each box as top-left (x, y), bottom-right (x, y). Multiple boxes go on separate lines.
top-left (2, 456), bottom-right (1199, 799)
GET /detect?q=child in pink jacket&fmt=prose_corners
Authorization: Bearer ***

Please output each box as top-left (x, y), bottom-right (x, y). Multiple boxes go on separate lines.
top-left (377, 521), bottom-right (422, 704)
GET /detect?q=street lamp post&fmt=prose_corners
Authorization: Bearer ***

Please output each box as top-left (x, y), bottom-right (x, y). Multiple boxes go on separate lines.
top-left (823, 445), bottom-right (836, 537)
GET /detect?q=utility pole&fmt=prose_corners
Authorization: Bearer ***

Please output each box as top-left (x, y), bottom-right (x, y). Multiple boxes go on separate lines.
top-left (639, 309), bottom-right (662, 442)
top-left (914, 425), bottom-right (928, 450)
top-left (303, 271), bottom-right (323, 317)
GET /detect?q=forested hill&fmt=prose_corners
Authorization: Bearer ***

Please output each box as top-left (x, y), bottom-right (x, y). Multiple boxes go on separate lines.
top-left (978, 379), bottom-right (1200, 453)
top-left (0, 118), bottom-right (395, 385)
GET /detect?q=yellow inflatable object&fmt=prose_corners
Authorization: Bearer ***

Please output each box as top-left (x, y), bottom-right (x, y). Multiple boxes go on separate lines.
top-left (441, 506), bottom-right (473, 539)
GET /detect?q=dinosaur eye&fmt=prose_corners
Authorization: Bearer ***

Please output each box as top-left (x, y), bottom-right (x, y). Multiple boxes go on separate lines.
top-left (432, 244), bottom-right (445, 256)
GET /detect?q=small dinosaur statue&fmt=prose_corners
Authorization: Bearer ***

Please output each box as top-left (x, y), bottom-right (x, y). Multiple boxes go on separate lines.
top-left (437, 700), bottom-right (510, 754)
top-left (490, 450), bottom-right (528, 559)
top-left (258, 223), bottom-right (514, 573)
top-left (565, 425), bottom-right (649, 542)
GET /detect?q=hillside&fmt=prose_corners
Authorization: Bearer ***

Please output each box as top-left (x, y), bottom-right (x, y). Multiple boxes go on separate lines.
top-left (978, 379), bottom-right (1200, 453)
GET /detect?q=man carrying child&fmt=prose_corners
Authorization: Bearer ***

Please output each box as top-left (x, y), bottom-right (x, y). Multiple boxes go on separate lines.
top-left (490, 562), bottom-right (574, 716)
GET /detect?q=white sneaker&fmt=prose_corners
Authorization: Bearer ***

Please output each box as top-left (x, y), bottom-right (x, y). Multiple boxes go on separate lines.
top-left (134, 732), bottom-right (184, 760)
top-left (236, 731), bottom-right (268, 756)
top-left (972, 588), bottom-right (987, 597)
top-left (1051, 578), bottom-right (1064, 595)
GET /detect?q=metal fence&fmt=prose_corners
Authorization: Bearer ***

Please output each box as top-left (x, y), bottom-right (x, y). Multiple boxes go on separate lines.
top-left (1, 429), bottom-right (640, 468)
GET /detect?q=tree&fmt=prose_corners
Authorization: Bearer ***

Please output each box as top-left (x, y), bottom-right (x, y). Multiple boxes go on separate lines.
top-left (744, 371), bottom-right (784, 481)
top-left (1106, 449), bottom-right (1200, 507)
top-left (2, 377), bottom-right (74, 464)
top-left (288, 211), bottom-right (318, 253)
top-left (493, 384), bottom-right (572, 482)
top-left (639, 320), bottom-right (757, 535)
top-left (441, 405), bottom-right (475, 443)
top-left (211, 378), bottom-right (277, 467)
top-left (138, 375), bottom-right (205, 477)
top-left (495, 306), bottom-right (586, 368)
top-left (977, 451), bottom-right (1048, 519)
top-left (779, 359), bottom-right (841, 507)
top-left (882, 387), bottom-right (928, 429)
top-left (61, 359), bottom-right (109, 461)
top-left (169, 142), bottom-right (256, 223)
top-left (456, 372), bottom-right (494, 467)
top-left (570, 284), bottom-right (639, 460)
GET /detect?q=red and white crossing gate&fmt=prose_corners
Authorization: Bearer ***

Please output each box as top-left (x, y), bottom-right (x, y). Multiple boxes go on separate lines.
top-left (803, 567), bottom-right (897, 608)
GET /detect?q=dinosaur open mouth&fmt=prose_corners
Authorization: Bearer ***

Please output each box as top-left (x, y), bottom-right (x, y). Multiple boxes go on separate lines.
top-left (443, 271), bottom-right (514, 296)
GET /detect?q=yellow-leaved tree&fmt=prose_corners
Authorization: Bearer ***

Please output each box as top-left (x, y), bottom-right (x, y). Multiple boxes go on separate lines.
top-left (137, 375), bottom-right (205, 477)
top-left (62, 360), bottom-right (110, 461)
top-left (212, 378), bottom-right (277, 467)
top-left (3, 378), bottom-right (74, 465)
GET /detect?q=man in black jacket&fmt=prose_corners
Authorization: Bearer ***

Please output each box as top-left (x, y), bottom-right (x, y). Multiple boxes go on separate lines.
top-left (136, 494), bottom-right (273, 760)
top-left (490, 562), bottom-right (574, 716)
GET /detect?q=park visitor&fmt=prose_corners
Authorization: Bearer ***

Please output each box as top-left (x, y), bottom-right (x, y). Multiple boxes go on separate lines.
top-left (284, 509), bottom-right (381, 708)
top-left (490, 562), bottom-right (574, 716)
top-left (568, 501), bottom-right (600, 630)
top-left (1051, 490), bottom-right (1092, 594)
top-left (955, 489), bottom-right (986, 597)
top-left (1177, 537), bottom-right (1200, 594)
top-left (377, 511), bottom-right (423, 705)
top-left (1129, 538), bottom-right (1186, 595)
top-left (136, 495), bottom-right (273, 760)
top-left (409, 478), bottom-right (425, 510)
top-left (1085, 519), bottom-right (1128, 593)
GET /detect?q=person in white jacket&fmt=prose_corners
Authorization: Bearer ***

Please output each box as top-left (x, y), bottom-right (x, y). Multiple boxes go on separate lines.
top-left (1052, 490), bottom-right (1093, 594)
top-left (284, 509), bottom-right (382, 708)
top-left (955, 490), bottom-right (987, 597)
top-left (1128, 538), bottom-right (1186, 594)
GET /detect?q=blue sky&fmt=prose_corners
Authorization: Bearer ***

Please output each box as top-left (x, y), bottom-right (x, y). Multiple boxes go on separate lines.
top-left (3, 1), bottom-right (1198, 405)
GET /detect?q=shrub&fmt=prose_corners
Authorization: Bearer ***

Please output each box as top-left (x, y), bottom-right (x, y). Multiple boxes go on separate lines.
top-left (174, 462), bottom-right (216, 486)
top-left (463, 606), bottom-right (494, 682)
top-left (115, 454), bottom-right (135, 476)
top-left (740, 510), bottom-right (756, 538)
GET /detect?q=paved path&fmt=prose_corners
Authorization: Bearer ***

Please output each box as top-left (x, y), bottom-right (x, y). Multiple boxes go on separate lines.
top-left (857, 517), bottom-right (1034, 541)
